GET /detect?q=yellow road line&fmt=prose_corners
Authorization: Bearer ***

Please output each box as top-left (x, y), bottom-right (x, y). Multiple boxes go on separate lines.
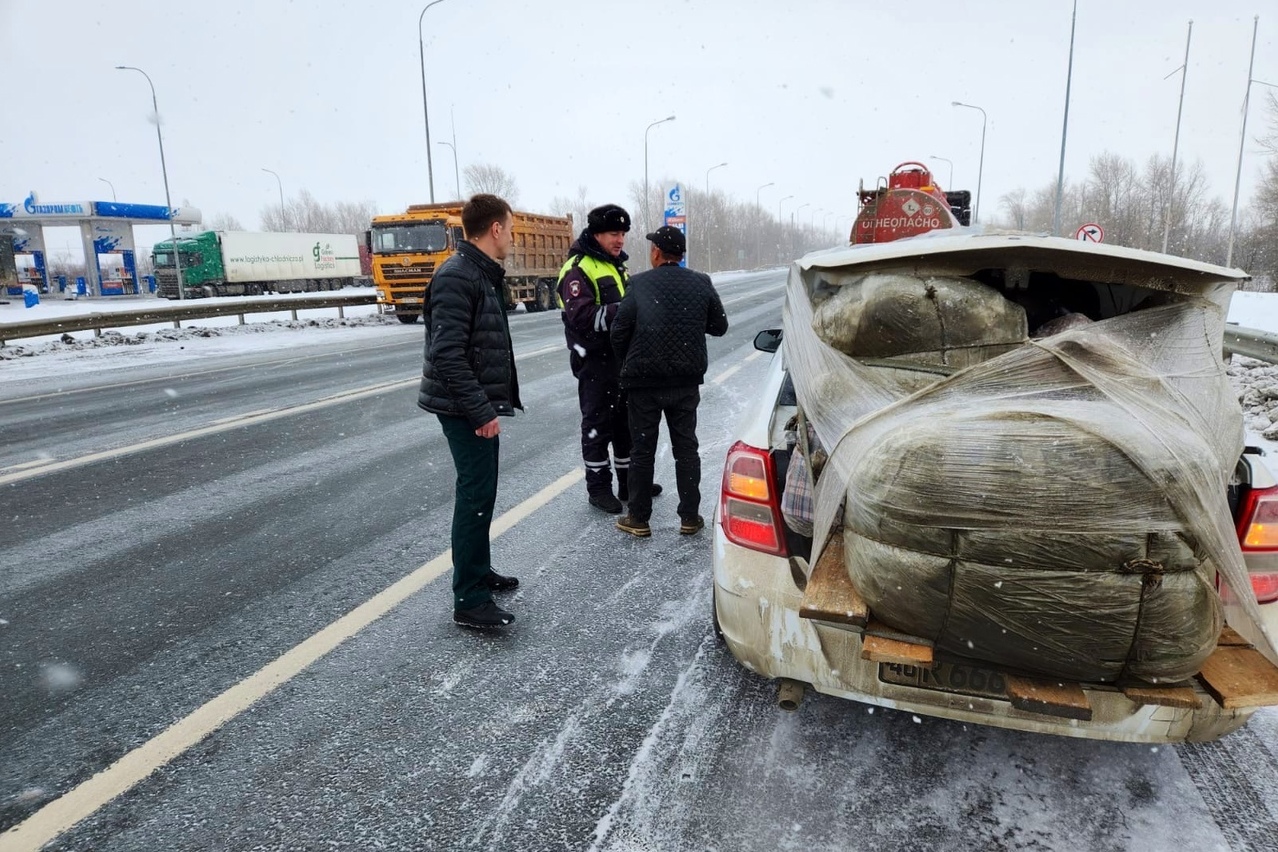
top-left (0, 468), bottom-right (584, 852)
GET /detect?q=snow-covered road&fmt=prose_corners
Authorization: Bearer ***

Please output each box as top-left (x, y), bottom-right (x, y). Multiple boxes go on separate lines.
top-left (2, 273), bottom-right (1277, 851)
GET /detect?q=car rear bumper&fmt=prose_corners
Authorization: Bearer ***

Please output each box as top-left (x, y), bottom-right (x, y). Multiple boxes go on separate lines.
top-left (712, 523), bottom-right (1254, 743)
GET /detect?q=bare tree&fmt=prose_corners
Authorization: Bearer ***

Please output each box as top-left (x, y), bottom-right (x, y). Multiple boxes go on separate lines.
top-left (999, 187), bottom-right (1029, 230)
top-left (261, 189), bottom-right (375, 236)
top-left (546, 184), bottom-right (591, 235)
top-left (206, 212), bottom-right (244, 231)
top-left (463, 164), bottom-right (520, 205)
top-left (1239, 93), bottom-right (1278, 285)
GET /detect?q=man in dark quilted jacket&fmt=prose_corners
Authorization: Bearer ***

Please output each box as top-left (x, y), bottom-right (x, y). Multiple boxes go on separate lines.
top-left (611, 226), bottom-right (729, 537)
top-left (419, 194), bottom-right (523, 629)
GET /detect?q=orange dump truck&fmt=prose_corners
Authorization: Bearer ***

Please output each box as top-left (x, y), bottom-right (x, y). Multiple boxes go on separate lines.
top-left (366, 202), bottom-right (573, 323)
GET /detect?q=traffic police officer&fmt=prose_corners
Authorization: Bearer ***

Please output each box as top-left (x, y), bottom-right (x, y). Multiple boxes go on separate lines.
top-left (556, 203), bottom-right (660, 512)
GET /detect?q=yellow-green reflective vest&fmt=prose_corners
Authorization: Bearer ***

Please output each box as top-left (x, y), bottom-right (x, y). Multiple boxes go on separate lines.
top-left (555, 254), bottom-right (627, 309)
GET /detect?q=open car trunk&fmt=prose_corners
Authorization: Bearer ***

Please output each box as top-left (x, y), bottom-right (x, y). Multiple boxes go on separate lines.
top-left (782, 231), bottom-right (1278, 685)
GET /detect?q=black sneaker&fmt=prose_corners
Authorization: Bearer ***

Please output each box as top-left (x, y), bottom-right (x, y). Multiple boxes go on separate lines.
top-left (679, 515), bottom-right (705, 535)
top-left (618, 483), bottom-right (663, 501)
top-left (483, 571), bottom-right (519, 592)
top-left (454, 600), bottom-right (515, 629)
top-left (616, 515), bottom-right (652, 537)
top-left (589, 492), bottom-right (623, 514)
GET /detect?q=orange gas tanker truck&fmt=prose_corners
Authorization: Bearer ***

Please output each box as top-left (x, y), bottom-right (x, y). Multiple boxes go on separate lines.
top-left (850, 161), bottom-right (971, 245)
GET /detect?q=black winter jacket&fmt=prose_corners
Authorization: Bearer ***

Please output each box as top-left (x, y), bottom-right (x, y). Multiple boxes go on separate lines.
top-left (417, 241), bottom-right (522, 426)
top-left (611, 263), bottom-right (729, 389)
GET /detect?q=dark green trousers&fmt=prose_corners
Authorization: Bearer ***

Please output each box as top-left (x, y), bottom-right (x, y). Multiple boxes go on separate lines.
top-left (437, 414), bottom-right (500, 610)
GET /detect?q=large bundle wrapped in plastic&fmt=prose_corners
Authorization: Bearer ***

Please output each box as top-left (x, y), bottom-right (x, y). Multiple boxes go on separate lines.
top-left (784, 235), bottom-right (1275, 683)
top-left (811, 272), bottom-right (1027, 369)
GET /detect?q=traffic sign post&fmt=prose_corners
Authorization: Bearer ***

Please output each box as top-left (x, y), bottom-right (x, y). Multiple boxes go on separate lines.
top-left (1075, 222), bottom-right (1104, 243)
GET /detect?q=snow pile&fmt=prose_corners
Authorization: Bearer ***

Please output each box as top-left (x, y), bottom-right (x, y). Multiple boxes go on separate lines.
top-left (1231, 357), bottom-right (1278, 441)
top-left (0, 312), bottom-right (397, 362)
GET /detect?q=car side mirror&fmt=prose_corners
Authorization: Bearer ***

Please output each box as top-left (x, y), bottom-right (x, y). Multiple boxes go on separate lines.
top-left (754, 328), bottom-right (783, 353)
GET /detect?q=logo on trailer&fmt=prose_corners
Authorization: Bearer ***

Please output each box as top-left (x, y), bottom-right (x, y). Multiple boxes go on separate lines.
top-left (313, 241), bottom-right (337, 270)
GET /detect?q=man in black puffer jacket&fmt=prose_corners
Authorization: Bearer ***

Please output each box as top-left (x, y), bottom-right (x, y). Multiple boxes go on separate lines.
top-left (611, 226), bottom-right (728, 538)
top-left (419, 194), bottom-right (523, 629)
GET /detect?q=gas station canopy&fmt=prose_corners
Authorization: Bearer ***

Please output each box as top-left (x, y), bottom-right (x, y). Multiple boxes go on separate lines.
top-left (0, 192), bottom-right (201, 296)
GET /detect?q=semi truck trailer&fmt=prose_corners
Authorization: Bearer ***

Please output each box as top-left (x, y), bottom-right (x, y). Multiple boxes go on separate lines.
top-left (151, 230), bottom-right (362, 299)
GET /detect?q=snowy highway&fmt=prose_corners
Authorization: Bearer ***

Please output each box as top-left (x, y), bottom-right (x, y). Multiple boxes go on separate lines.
top-left (2, 270), bottom-right (1277, 851)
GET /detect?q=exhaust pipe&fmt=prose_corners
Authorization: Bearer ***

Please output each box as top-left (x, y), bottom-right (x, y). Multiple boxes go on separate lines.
top-left (777, 678), bottom-right (805, 712)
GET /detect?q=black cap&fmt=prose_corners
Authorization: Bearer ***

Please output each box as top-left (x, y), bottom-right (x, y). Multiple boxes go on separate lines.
top-left (646, 225), bottom-right (686, 256)
top-left (587, 204), bottom-right (631, 234)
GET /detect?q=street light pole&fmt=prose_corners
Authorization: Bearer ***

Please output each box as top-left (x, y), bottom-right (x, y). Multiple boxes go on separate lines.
top-left (702, 162), bottom-right (728, 273)
top-left (705, 161), bottom-right (728, 197)
top-left (98, 178), bottom-right (117, 202)
top-left (1052, 0), bottom-right (1079, 237)
top-left (644, 115), bottom-right (676, 233)
top-left (115, 64), bottom-right (185, 301)
top-left (418, 0), bottom-right (448, 203)
top-left (262, 167), bottom-right (285, 230)
top-left (951, 101), bottom-right (987, 224)
top-left (778, 194), bottom-right (794, 223)
top-left (928, 155), bottom-right (953, 189)
top-left (1227, 16), bottom-right (1264, 268)
top-left (437, 141), bottom-right (461, 200)
top-left (1162, 20), bottom-right (1193, 254)
top-left (755, 182), bottom-right (774, 269)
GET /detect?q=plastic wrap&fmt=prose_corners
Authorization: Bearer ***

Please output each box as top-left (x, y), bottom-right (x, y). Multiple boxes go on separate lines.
top-left (783, 234), bottom-right (1276, 683)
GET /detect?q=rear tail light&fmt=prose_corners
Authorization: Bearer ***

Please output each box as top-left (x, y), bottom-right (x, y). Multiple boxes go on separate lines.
top-left (1233, 484), bottom-right (1278, 604)
top-left (719, 441), bottom-right (788, 556)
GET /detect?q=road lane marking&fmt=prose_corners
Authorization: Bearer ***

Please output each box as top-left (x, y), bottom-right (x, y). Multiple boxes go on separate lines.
top-left (211, 408), bottom-right (276, 425)
top-left (0, 378), bottom-right (416, 487)
top-left (0, 468), bottom-right (585, 852)
top-left (3, 339), bottom-right (568, 487)
top-left (0, 459), bottom-right (53, 474)
top-left (711, 351), bottom-right (762, 386)
top-left (0, 340), bottom-right (411, 406)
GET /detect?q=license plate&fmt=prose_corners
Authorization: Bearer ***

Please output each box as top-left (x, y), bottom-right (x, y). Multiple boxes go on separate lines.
top-left (879, 661), bottom-right (1008, 701)
top-left (400, 297), bottom-right (420, 304)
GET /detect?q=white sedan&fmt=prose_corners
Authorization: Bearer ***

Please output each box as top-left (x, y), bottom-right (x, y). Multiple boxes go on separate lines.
top-left (711, 232), bottom-right (1278, 744)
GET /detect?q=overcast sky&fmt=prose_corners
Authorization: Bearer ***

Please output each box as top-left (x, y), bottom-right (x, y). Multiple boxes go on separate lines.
top-left (1, 0), bottom-right (1275, 256)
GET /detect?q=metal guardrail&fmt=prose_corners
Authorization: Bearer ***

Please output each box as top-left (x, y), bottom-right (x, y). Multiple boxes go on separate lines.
top-left (1225, 326), bottom-right (1278, 364)
top-left (0, 293), bottom-right (378, 346)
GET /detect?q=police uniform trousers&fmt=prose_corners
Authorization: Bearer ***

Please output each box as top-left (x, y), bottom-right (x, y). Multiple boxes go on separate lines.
top-left (570, 350), bottom-right (631, 496)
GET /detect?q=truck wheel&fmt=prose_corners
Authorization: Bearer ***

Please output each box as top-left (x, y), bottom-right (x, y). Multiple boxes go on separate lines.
top-left (536, 281), bottom-right (556, 313)
top-left (396, 313), bottom-right (419, 325)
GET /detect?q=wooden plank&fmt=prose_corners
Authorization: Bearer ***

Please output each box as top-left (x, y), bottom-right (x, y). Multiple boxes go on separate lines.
top-left (1197, 646), bottom-right (1278, 709)
top-left (860, 632), bottom-right (934, 666)
top-left (798, 535), bottom-right (868, 628)
top-left (1120, 683), bottom-right (1203, 709)
top-left (1005, 674), bottom-right (1093, 721)
top-left (863, 616), bottom-right (934, 647)
top-left (1216, 625), bottom-right (1253, 647)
